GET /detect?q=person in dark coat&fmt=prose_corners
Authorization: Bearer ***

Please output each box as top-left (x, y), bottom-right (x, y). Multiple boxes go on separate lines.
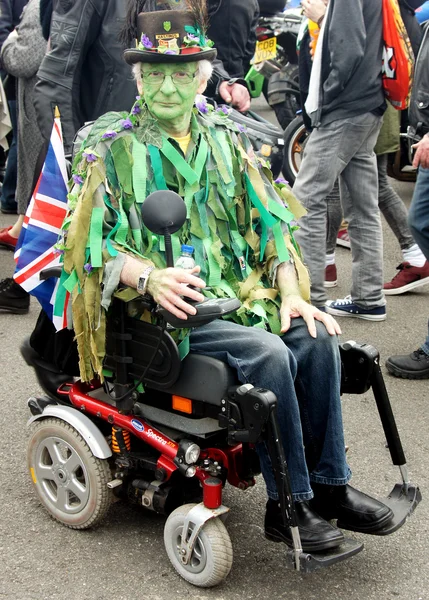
top-left (0, 0), bottom-right (28, 215)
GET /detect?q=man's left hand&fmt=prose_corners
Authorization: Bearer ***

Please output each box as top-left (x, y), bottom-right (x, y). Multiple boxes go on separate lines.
top-left (218, 81), bottom-right (251, 112)
top-left (280, 294), bottom-right (342, 338)
top-left (412, 134), bottom-right (429, 169)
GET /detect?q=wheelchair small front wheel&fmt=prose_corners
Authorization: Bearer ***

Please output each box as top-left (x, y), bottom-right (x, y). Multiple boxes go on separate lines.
top-left (164, 503), bottom-right (233, 587)
top-left (27, 417), bottom-right (112, 529)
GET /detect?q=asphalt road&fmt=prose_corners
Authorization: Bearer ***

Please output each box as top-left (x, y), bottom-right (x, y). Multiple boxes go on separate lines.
top-left (0, 100), bottom-right (428, 600)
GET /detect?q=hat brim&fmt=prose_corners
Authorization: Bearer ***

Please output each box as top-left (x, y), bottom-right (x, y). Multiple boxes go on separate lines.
top-left (124, 47), bottom-right (217, 65)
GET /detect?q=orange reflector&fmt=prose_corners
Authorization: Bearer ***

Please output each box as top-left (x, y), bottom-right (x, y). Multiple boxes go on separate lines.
top-left (172, 395), bottom-right (193, 414)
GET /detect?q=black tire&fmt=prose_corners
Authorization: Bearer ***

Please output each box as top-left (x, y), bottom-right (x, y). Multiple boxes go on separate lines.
top-left (282, 115), bottom-right (309, 185)
top-left (272, 99), bottom-right (299, 130)
top-left (27, 418), bottom-right (113, 529)
top-left (268, 64), bottom-right (301, 129)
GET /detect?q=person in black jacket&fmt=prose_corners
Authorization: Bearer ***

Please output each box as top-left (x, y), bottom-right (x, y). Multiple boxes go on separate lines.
top-left (34, 0), bottom-right (253, 155)
top-left (207, 0), bottom-right (259, 82)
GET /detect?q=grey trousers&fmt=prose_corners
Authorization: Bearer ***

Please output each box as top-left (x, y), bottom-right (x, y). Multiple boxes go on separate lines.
top-left (293, 112), bottom-right (384, 308)
top-left (326, 154), bottom-right (415, 255)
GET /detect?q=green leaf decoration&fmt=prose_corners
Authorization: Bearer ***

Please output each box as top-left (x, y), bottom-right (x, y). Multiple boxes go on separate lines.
top-left (163, 21), bottom-right (172, 32)
top-left (135, 121), bottom-right (162, 148)
top-left (84, 111), bottom-right (127, 150)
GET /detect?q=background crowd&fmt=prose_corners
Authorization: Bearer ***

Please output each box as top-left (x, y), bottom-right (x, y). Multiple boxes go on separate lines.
top-left (0, 0), bottom-right (429, 382)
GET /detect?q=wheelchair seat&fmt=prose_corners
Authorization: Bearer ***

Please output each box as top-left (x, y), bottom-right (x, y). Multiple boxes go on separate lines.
top-left (154, 353), bottom-right (237, 406)
top-left (104, 307), bottom-right (237, 406)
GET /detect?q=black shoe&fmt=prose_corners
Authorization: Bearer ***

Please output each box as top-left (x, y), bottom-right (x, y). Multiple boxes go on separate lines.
top-left (0, 278), bottom-right (30, 314)
top-left (20, 337), bottom-right (73, 400)
top-left (386, 348), bottom-right (429, 379)
top-left (311, 484), bottom-right (393, 534)
top-left (264, 499), bottom-right (344, 553)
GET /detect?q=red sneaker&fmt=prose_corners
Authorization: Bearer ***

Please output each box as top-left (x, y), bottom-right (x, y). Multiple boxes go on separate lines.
top-left (336, 228), bottom-right (351, 249)
top-left (384, 261), bottom-right (429, 295)
top-left (324, 264), bottom-right (337, 287)
top-left (0, 226), bottom-right (18, 250)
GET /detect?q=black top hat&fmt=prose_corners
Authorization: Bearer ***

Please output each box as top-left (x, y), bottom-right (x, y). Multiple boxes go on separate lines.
top-left (124, 10), bottom-right (217, 64)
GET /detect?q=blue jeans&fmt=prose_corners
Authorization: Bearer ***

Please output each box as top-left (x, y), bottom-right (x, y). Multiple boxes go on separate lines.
top-left (189, 318), bottom-right (351, 501)
top-left (408, 167), bottom-right (429, 354)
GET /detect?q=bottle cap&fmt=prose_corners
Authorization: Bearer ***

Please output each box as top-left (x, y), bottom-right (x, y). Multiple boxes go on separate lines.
top-left (181, 244), bottom-right (194, 254)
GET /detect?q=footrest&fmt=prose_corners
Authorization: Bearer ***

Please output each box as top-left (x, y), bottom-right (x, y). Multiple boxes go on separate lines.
top-left (286, 538), bottom-right (364, 573)
top-left (352, 482), bottom-right (422, 537)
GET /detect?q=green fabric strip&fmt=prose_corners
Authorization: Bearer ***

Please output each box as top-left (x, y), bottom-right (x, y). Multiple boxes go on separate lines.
top-left (53, 268), bottom-right (69, 318)
top-left (132, 138), bottom-right (147, 203)
top-left (273, 221), bottom-right (290, 263)
top-left (63, 269), bottom-right (79, 293)
top-left (104, 194), bottom-right (119, 257)
top-left (132, 228), bottom-right (142, 249)
top-left (245, 174), bottom-right (276, 228)
top-left (178, 334), bottom-right (190, 360)
top-left (203, 237), bottom-right (222, 286)
top-left (89, 207), bottom-right (104, 268)
top-left (260, 221), bottom-right (268, 262)
top-left (194, 137), bottom-right (209, 181)
top-left (160, 138), bottom-right (199, 185)
top-left (172, 232), bottom-right (182, 265)
top-left (112, 195), bottom-right (130, 247)
top-left (217, 279), bottom-right (236, 297)
top-left (148, 145), bottom-right (168, 190)
top-left (267, 197), bottom-right (295, 224)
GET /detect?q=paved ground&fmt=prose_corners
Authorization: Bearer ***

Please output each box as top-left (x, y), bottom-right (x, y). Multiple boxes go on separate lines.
top-left (0, 101), bottom-right (428, 600)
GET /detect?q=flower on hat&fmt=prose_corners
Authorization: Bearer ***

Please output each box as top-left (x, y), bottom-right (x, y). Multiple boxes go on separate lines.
top-left (84, 262), bottom-right (93, 274)
top-left (140, 34), bottom-right (153, 50)
top-left (102, 130), bottom-right (117, 139)
top-left (121, 118), bottom-right (133, 130)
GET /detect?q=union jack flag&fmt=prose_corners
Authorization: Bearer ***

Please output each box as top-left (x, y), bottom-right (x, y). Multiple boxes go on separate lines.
top-left (13, 112), bottom-right (70, 331)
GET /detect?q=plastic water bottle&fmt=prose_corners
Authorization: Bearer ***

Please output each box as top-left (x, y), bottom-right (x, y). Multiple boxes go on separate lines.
top-left (174, 245), bottom-right (196, 270)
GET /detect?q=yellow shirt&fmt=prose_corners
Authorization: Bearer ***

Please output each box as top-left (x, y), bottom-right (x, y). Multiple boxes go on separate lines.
top-left (172, 132), bottom-right (191, 155)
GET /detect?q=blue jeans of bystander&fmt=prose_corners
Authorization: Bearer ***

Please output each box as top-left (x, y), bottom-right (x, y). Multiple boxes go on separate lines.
top-left (408, 167), bottom-right (429, 353)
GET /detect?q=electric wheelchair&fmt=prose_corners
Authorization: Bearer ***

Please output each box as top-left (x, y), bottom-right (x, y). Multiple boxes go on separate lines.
top-left (26, 190), bottom-right (421, 588)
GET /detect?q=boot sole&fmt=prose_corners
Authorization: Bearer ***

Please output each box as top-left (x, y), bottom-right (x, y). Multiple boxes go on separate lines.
top-left (325, 307), bottom-right (386, 321)
top-left (264, 528), bottom-right (344, 553)
top-left (324, 280), bottom-right (338, 288)
top-left (0, 305), bottom-right (29, 314)
top-left (385, 359), bottom-right (429, 380)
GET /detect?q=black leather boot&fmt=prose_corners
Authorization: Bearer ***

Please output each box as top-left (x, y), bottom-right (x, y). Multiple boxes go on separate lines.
top-left (264, 498), bottom-right (344, 553)
top-left (311, 484), bottom-right (393, 533)
top-left (0, 278), bottom-right (29, 314)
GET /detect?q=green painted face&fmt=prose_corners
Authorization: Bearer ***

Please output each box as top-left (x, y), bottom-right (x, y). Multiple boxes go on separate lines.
top-left (141, 63), bottom-right (201, 134)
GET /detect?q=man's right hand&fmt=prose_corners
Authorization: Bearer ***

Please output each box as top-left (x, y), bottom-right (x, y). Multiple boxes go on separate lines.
top-left (146, 266), bottom-right (206, 320)
top-left (412, 134), bottom-right (429, 169)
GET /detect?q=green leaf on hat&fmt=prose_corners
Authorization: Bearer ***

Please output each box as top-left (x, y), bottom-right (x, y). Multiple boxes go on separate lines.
top-left (163, 21), bottom-right (172, 32)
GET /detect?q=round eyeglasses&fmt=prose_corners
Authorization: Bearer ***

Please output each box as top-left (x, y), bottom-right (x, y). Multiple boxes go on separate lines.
top-left (142, 71), bottom-right (197, 86)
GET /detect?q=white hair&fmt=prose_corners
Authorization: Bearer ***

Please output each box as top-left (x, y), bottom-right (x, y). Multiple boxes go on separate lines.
top-left (132, 59), bottom-right (213, 87)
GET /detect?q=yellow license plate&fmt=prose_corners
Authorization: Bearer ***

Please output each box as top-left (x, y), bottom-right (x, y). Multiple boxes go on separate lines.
top-left (253, 37), bottom-right (277, 64)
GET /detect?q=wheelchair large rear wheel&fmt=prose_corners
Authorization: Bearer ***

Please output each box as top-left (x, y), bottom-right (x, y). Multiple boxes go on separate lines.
top-left (27, 418), bottom-right (112, 529)
top-left (164, 503), bottom-right (233, 587)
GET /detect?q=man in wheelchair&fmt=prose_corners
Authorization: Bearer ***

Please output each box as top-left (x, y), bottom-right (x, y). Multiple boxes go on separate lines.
top-left (31, 2), bottom-right (394, 554)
